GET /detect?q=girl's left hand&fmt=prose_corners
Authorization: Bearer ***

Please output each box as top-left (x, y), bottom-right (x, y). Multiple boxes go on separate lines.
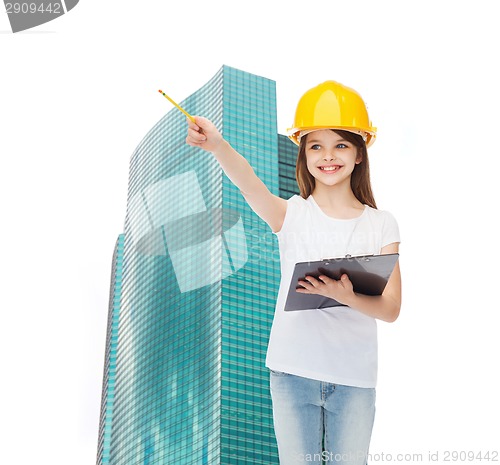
top-left (296, 274), bottom-right (355, 306)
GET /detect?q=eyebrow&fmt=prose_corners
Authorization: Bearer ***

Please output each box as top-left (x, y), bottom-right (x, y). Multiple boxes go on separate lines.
top-left (307, 138), bottom-right (349, 144)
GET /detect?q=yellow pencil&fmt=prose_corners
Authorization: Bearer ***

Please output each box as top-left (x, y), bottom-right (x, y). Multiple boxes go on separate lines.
top-left (158, 90), bottom-right (195, 122)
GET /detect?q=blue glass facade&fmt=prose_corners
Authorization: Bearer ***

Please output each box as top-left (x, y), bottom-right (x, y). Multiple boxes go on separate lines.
top-left (97, 65), bottom-right (298, 464)
top-left (97, 234), bottom-right (125, 465)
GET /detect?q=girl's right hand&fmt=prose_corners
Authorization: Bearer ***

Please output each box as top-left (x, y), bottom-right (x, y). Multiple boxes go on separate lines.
top-left (185, 116), bottom-right (224, 153)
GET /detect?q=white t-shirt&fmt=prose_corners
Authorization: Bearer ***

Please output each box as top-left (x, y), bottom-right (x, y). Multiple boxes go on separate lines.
top-left (265, 194), bottom-right (400, 388)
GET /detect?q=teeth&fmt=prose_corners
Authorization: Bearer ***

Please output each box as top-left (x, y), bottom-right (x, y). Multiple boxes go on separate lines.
top-left (320, 166), bottom-right (339, 171)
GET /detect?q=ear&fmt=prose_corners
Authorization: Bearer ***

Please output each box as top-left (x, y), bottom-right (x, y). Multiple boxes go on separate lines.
top-left (355, 151), bottom-right (363, 164)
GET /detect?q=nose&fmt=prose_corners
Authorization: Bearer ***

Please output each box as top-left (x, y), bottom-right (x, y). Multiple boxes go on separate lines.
top-left (323, 150), bottom-right (336, 161)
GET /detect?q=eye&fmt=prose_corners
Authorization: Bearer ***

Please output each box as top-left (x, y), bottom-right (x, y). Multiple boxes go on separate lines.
top-left (336, 143), bottom-right (348, 149)
top-left (309, 144), bottom-right (321, 150)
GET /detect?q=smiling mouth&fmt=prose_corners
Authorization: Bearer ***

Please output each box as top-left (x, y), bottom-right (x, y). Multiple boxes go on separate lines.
top-left (319, 165), bottom-right (342, 172)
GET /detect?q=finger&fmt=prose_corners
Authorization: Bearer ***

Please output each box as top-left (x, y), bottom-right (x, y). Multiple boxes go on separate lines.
top-left (339, 274), bottom-right (353, 290)
top-left (185, 137), bottom-right (200, 147)
top-left (193, 115), bottom-right (207, 126)
top-left (296, 282), bottom-right (313, 293)
top-left (295, 287), bottom-right (310, 293)
top-left (187, 127), bottom-right (207, 142)
top-left (187, 117), bottom-right (206, 137)
top-left (193, 116), bottom-right (209, 132)
top-left (297, 280), bottom-right (313, 290)
top-left (187, 126), bottom-right (204, 136)
top-left (318, 275), bottom-right (331, 284)
top-left (304, 276), bottom-right (320, 287)
top-left (186, 117), bottom-right (199, 130)
top-left (185, 133), bottom-right (207, 147)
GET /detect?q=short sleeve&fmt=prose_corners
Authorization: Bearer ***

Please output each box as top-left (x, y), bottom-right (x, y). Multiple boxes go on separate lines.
top-left (273, 195), bottom-right (301, 237)
top-left (381, 211), bottom-right (401, 248)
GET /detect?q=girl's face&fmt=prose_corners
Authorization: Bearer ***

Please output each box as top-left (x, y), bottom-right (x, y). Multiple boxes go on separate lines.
top-left (304, 129), bottom-right (361, 188)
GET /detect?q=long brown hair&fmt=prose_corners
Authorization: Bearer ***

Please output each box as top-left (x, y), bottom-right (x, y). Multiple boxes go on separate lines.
top-left (295, 129), bottom-right (377, 208)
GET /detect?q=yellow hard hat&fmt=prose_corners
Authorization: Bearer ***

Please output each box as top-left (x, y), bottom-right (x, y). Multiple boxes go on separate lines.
top-left (287, 80), bottom-right (377, 147)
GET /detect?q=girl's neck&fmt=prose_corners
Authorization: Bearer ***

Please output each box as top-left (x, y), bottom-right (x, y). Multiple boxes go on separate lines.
top-left (311, 184), bottom-right (365, 219)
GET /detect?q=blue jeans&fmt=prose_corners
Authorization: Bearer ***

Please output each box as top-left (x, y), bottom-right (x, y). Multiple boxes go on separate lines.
top-left (270, 370), bottom-right (376, 465)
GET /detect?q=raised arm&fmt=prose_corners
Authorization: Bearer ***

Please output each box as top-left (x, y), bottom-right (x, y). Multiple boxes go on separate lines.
top-left (186, 116), bottom-right (287, 233)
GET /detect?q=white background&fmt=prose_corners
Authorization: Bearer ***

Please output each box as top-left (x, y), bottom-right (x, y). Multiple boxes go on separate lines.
top-left (1, 1), bottom-right (499, 464)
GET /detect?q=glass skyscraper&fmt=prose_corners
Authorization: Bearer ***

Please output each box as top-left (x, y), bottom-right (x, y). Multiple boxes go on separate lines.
top-left (96, 65), bottom-right (298, 465)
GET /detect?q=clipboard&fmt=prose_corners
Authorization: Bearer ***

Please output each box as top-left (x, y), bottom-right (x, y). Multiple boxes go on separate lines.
top-left (284, 253), bottom-right (399, 311)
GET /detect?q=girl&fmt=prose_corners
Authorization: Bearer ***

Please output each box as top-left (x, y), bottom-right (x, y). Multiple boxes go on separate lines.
top-left (186, 80), bottom-right (401, 465)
